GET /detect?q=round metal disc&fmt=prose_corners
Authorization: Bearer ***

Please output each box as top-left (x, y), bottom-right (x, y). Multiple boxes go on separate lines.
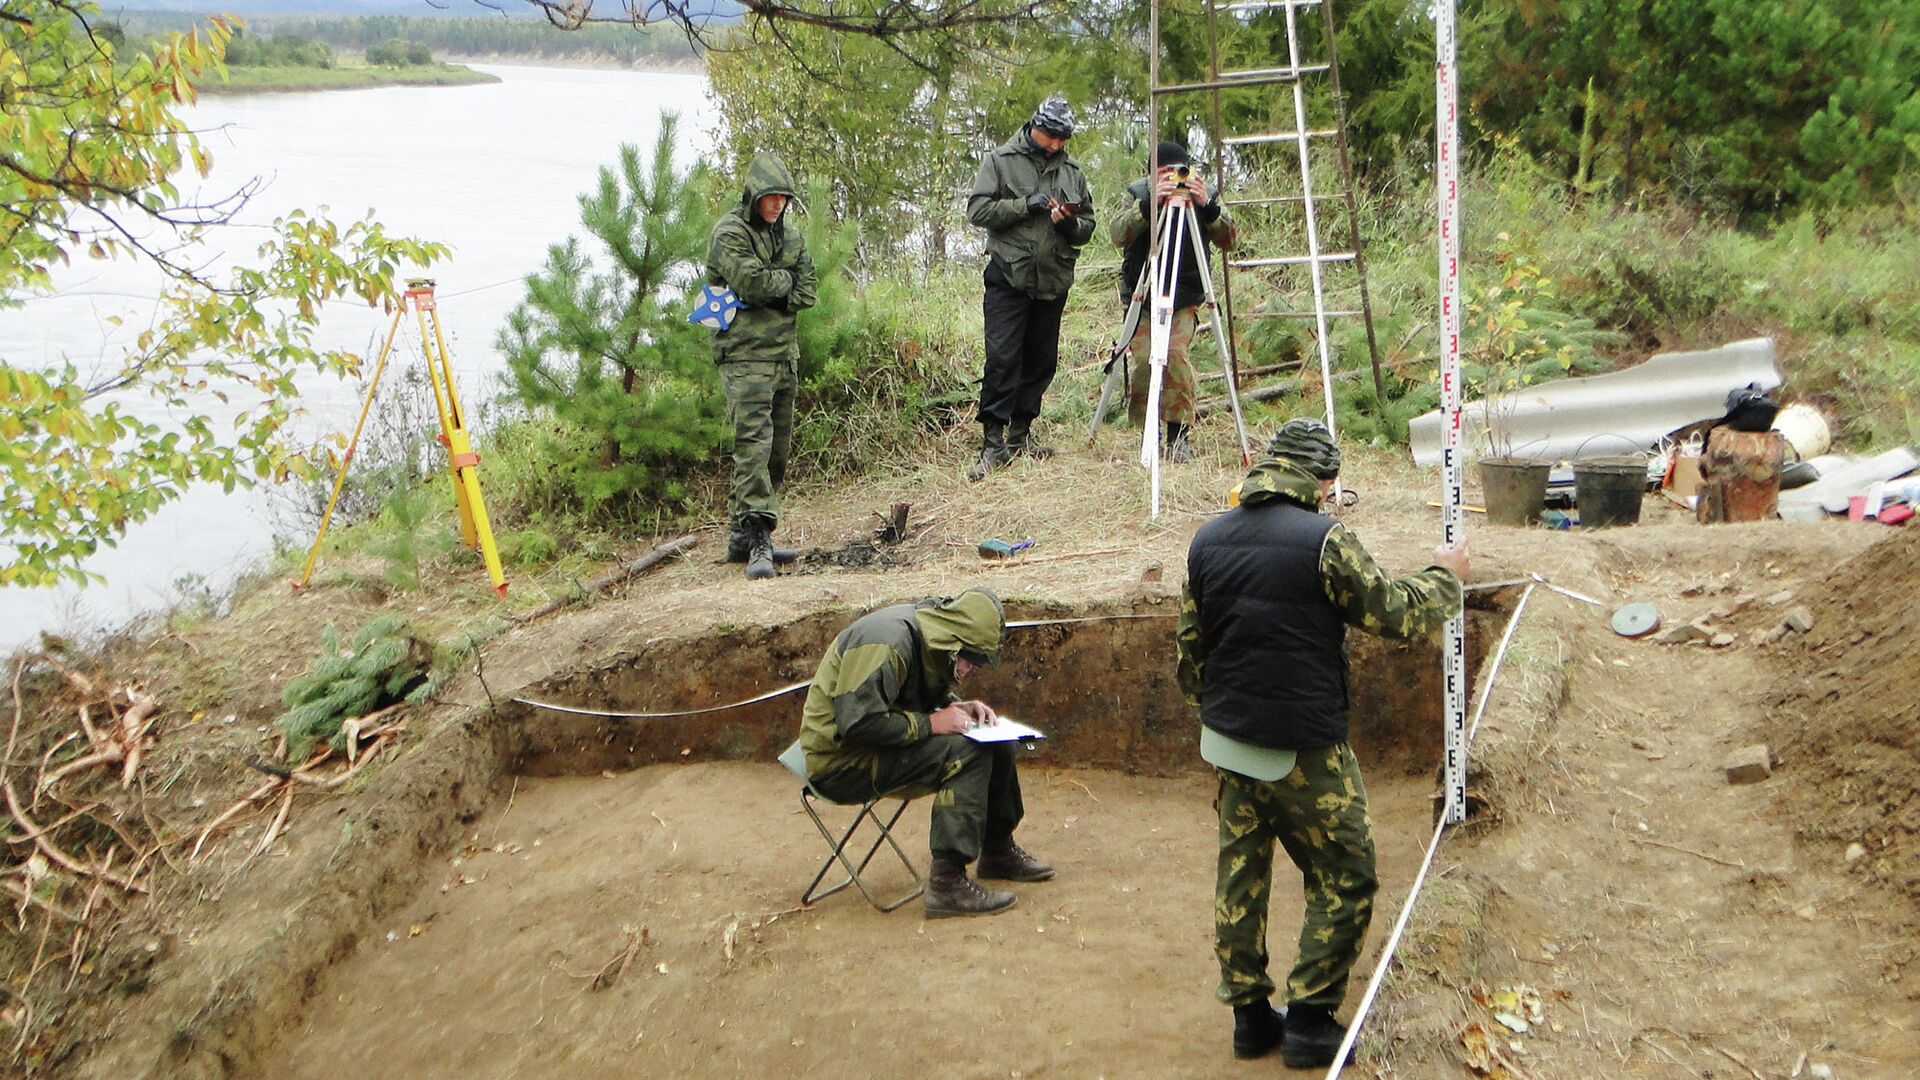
top-left (1610, 602), bottom-right (1662, 638)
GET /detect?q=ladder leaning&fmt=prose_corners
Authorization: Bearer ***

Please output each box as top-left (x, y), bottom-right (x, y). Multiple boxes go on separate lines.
top-left (1151, 0), bottom-right (1385, 445)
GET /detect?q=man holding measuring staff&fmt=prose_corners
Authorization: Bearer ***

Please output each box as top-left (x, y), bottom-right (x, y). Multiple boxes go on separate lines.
top-left (1177, 418), bottom-right (1469, 1066)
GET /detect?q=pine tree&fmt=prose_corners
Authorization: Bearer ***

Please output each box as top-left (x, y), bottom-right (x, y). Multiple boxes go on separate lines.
top-left (498, 113), bottom-right (728, 512)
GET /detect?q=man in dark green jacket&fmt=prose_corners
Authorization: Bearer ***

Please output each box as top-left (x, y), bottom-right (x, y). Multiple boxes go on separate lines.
top-left (706, 153), bottom-right (818, 580)
top-left (964, 95), bottom-right (1096, 480)
top-left (1177, 418), bottom-right (1469, 1066)
top-left (798, 586), bottom-right (1053, 918)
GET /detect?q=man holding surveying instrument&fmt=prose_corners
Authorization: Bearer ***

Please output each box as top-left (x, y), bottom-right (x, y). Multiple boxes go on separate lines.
top-left (1107, 142), bottom-right (1237, 463)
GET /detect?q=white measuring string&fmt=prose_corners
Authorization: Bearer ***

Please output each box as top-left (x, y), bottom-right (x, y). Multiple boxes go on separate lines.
top-left (1434, 0), bottom-right (1468, 830)
top-left (1324, 578), bottom-right (1539, 1077)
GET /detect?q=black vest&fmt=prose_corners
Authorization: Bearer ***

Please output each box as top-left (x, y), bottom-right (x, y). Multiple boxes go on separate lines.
top-left (1186, 499), bottom-right (1348, 749)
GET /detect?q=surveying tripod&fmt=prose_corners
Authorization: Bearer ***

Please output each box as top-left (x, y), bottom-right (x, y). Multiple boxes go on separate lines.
top-left (1090, 178), bottom-right (1252, 518)
top-left (293, 279), bottom-right (507, 596)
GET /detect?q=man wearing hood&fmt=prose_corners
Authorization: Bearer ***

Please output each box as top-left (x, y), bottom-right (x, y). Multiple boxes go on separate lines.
top-left (964, 95), bottom-right (1097, 481)
top-left (1108, 142), bottom-right (1237, 462)
top-left (1176, 418), bottom-right (1469, 1066)
top-left (797, 586), bottom-right (1053, 918)
top-left (706, 153), bottom-right (818, 580)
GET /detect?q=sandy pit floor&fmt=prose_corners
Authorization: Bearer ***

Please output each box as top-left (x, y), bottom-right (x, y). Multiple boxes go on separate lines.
top-left (267, 763), bottom-right (1437, 1078)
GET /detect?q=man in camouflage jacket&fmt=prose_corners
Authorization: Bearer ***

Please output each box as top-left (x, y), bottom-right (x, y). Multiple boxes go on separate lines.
top-left (1108, 141), bottom-right (1237, 463)
top-left (1176, 418), bottom-right (1469, 1066)
top-left (964, 95), bottom-right (1096, 480)
top-left (797, 586), bottom-right (1053, 918)
top-left (706, 153), bottom-right (818, 580)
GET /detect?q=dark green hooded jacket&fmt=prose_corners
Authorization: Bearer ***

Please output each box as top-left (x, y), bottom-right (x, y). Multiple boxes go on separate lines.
top-left (798, 588), bottom-right (1006, 778)
top-left (706, 153), bottom-right (819, 366)
top-left (966, 128), bottom-right (1096, 301)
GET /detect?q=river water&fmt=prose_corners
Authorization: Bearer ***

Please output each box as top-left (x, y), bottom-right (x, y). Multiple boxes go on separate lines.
top-left (2, 64), bottom-right (716, 651)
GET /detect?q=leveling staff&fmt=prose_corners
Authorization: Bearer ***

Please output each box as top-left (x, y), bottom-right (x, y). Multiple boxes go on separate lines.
top-left (1177, 418), bottom-right (1469, 1066)
top-left (1109, 142), bottom-right (1237, 463)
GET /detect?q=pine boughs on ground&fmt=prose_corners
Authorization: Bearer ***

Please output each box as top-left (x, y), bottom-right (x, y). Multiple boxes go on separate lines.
top-left (274, 615), bottom-right (433, 761)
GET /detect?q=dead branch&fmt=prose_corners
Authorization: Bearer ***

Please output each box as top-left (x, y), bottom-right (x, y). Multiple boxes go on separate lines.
top-left (3, 781), bottom-right (147, 894)
top-left (0, 879), bottom-right (86, 924)
top-left (247, 786), bottom-right (296, 863)
top-left (515, 534), bottom-right (697, 624)
top-left (589, 926), bottom-right (647, 991)
top-left (190, 779), bottom-right (283, 862)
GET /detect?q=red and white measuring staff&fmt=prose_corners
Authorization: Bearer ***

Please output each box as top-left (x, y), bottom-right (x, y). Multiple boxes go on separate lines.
top-left (1435, 0), bottom-right (1468, 830)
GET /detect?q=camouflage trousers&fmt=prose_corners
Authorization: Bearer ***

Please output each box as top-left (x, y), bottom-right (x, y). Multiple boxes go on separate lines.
top-left (1127, 304), bottom-right (1200, 426)
top-left (809, 735), bottom-right (1024, 865)
top-left (719, 360), bottom-right (796, 530)
top-left (1214, 744), bottom-right (1379, 1008)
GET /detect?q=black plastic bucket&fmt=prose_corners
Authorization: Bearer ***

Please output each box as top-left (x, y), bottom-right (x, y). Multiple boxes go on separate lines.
top-left (1574, 457), bottom-right (1648, 528)
top-left (1478, 458), bottom-right (1551, 526)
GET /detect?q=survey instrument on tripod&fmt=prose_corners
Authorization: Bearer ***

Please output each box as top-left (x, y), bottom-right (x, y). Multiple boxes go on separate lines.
top-left (293, 279), bottom-right (508, 597)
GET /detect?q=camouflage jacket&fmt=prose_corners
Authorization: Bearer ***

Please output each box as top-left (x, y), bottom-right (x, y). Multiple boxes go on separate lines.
top-left (1175, 459), bottom-right (1462, 712)
top-left (966, 128), bottom-right (1096, 301)
top-left (706, 153), bottom-right (819, 367)
top-left (798, 590), bottom-right (1005, 778)
top-left (1108, 175), bottom-right (1237, 310)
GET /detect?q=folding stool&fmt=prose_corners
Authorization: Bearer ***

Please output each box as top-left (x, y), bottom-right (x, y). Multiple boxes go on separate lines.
top-left (778, 741), bottom-right (926, 912)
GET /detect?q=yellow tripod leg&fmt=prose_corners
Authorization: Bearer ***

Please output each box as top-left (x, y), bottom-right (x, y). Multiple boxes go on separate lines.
top-left (419, 297), bottom-right (506, 595)
top-left (444, 426), bottom-right (507, 596)
top-left (293, 305), bottom-right (405, 590)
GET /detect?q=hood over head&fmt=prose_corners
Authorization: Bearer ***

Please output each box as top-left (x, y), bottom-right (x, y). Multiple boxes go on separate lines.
top-left (739, 153), bottom-right (799, 217)
top-left (914, 586), bottom-right (1006, 666)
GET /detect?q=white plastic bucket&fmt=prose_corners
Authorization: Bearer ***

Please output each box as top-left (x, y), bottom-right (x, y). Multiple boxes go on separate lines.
top-left (1772, 403), bottom-right (1831, 460)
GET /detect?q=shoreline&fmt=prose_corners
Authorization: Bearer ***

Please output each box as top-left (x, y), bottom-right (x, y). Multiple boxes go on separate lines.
top-left (199, 62), bottom-right (501, 96)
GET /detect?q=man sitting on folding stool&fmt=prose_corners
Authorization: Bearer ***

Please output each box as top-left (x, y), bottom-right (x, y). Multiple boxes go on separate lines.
top-left (796, 586), bottom-right (1053, 918)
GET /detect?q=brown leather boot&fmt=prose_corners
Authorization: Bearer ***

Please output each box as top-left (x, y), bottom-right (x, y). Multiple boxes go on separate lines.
top-left (976, 838), bottom-right (1054, 882)
top-left (924, 859), bottom-right (1016, 919)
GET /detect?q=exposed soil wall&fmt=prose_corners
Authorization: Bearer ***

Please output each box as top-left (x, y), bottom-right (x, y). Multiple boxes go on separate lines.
top-left (512, 596), bottom-right (1512, 779)
top-left (1764, 527), bottom-right (1920, 904)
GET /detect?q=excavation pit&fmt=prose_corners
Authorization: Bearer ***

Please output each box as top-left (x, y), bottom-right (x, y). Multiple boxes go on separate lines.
top-left (253, 596), bottom-right (1510, 1077)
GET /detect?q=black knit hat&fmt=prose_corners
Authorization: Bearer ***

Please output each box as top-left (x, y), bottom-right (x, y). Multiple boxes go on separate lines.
top-left (1152, 141), bottom-right (1191, 168)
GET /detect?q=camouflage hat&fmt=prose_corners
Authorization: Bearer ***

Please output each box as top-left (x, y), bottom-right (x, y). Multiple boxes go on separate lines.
top-left (1265, 417), bottom-right (1342, 478)
top-left (1030, 96), bottom-right (1077, 138)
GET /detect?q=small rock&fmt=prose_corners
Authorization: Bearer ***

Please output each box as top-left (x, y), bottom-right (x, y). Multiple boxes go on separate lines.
top-left (1809, 1064), bottom-right (1833, 1079)
top-left (1709, 633), bottom-right (1737, 648)
top-left (1844, 842), bottom-right (1868, 863)
top-left (1724, 744), bottom-right (1774, 785)
top-left (1765, 589), bottom-right (1794, 606)
top-left (1140, 562), bottom-right (1163, 584)
top-left (1656, 622), bottom-right (1711, 645)
top-left (1755, 626), bottom-right (1787, 646)
top-left (1783, 606), bottom-right (1816, 634)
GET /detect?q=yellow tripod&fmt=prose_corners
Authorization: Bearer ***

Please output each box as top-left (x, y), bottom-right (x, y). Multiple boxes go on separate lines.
top-left (294, 279), bottom-right (507, 597)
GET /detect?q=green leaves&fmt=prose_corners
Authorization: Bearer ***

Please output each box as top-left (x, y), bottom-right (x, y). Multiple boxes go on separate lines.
top-left (2, 2), bottom-right (447, 587)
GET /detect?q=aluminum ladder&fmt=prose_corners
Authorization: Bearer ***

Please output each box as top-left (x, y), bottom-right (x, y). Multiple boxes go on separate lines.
top-left (1149, 0), bottom-right (1384, 442)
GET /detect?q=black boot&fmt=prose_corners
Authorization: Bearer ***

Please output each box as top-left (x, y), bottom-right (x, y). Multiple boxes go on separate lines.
top-left (1282, 1003), bottom-right (1351, 1068)
top-left (976, 838), bottom-right (1054, 882)
top-left (967, 421), bottom-right (1012, 482)
top-left (726, 522), bottom-right (797, 564)
top-left (1166, 421), bottom-right (1194, 463)
top-left (923, 858), bottom-right (1016, 919)
top-left (744, 521), bottom-right (776, 581)
top-left (1007, 417), bottom-right (1055, 460)
top-left (1231, 1000), bottom-right (1287, 1060)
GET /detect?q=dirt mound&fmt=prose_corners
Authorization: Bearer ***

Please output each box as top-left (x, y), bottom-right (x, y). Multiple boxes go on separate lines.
top-left (1765, 527), bottom-right (1920, 904)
